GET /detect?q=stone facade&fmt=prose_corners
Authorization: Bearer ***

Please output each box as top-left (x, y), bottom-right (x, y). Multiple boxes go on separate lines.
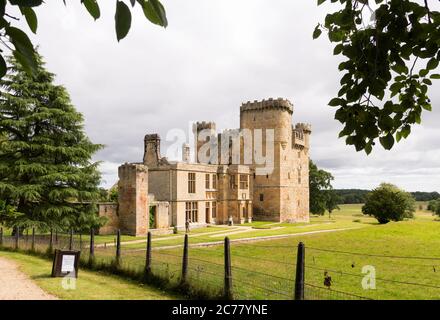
top-left (99, 98), bottom-right (311, 236)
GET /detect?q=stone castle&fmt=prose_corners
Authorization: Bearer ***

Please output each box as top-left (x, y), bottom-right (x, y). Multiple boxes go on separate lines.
top-left (99, 98), bottom-right (311, 236)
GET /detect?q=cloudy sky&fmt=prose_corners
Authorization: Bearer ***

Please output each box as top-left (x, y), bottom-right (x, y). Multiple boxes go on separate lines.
top-left (16, 0), bottom-right (440, 191)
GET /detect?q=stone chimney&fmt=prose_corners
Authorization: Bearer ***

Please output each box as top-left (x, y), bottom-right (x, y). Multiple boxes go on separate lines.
top-left (143, 134), bottom-right (161, 167)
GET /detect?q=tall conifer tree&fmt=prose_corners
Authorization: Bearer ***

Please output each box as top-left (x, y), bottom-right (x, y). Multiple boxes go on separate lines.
top-left (0, 52), bottom-right (103, 231)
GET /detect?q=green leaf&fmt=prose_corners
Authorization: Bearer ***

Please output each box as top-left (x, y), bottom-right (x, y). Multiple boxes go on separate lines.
top-left (333, 44), bottom-right (343, 55)
top-left (81, 0), bottom-right (100, 20)
top-left (427, 58), bottom-right (439, 70)
top-left (6, 26), bottom-right (37, 73)
top-left (142, 0), bottom-right (168, 27)
top-left (379, 134), bottom-right (394, 150)
top-left (20, 7), bottom-right (38, 34)
top-left (115, 1), bottom-right (132, 42)
top-left (364, 143), bottom-right (372, 155)
top-left (422, 103), bottom-right (432, 111)
top-left (430, 74), bottom-right (440, 79)
top-left (313, 25), bottom-right (322, 39)
top-left (9, 0), bottom-right (42, 6)
top-left (317, 0), bottom-right (326, 5)
top-left (328, 98), bottom-right (345, 107)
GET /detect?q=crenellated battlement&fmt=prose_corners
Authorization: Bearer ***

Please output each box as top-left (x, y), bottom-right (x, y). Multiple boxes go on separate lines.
top-left (295, 123), bottom-right (312, 133)
top-left (144, 133), bottom-right (160, 142)
top-left (193, 121), bottom-right (216, 132)
top-left (240, 98), bottom-right (293, 114)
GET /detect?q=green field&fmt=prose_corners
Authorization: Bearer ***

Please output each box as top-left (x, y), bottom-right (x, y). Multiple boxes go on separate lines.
top-left (0, 251), bottom-right (179, 300)
top-left (75, 203), bottom-right (440, 300)
top-left (2, 203), bottom-right (439, 300)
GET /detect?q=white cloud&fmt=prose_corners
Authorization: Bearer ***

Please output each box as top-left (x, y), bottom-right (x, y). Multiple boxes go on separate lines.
top-left (13, 0), bottom-right (440, 191)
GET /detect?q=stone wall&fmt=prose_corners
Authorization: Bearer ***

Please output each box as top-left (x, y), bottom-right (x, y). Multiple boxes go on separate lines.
top-left (118, 163), bottom-right (149, 236)
top-left (98, 203), bottom-right (119, 235)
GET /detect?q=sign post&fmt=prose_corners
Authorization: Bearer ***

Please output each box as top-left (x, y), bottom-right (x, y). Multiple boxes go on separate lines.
top-left (51, 249), bottom-right (80, 278)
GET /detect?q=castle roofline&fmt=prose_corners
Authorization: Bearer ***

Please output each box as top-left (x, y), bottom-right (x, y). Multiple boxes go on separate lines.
top-left (240, 98), bottom-right (293, 114)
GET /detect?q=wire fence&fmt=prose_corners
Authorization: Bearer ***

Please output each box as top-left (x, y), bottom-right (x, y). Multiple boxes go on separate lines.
top-left (1, 227), bottom-right (440, 300)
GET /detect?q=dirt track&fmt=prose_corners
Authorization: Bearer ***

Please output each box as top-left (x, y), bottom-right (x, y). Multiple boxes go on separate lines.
top-left (0, 257), bottom-right (57, 300)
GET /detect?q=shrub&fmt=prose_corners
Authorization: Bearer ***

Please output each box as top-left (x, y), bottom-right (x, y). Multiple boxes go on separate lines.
top-left (362, 183), bottom-right (416, 224)
top-left (428, 200), bottom-right (440, 216)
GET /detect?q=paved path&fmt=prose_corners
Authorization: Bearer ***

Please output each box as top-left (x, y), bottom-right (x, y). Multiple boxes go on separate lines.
top-left (0, 256), bottom-right (57, 300)
top-left (125, 227), bottom-right (362, 252)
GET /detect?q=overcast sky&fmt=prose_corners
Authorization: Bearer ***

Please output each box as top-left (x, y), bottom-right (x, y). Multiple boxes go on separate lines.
top-left (17, 0), bottom-right (440, 191)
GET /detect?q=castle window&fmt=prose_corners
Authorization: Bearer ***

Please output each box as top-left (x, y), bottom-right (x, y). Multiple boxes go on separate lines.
top-left (260, 194), bottom-right (264, 202)
top-left (205, 174), bottom-right (210, 189)
top-left (188, 173), bottom-right (196, 193)
top-left (212, 202), bottom-right (217, 218)
top-left (253, 172), bottom-right (256, 179)
top-left (288, 172), bottom-right (291, 179)
top-left (240, 175), bottom-right (248, 189)
top-left (298, 200), bottom-right (300, 208)
top-left (230, 175), bottom-right (236, 189)
top-left (297, 168), bottom-right (301, 184)
top-left (186, 201), bottom-right (198, 222)
top-left (298, 151), bottom-right (301, 158)
top-left (212, 174), bottom-right (217, 189)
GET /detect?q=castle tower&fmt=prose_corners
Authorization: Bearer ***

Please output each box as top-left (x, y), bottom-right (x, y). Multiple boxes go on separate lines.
top-left (240, 98), bottom-right (311, 222)
top-left (143, 134), bottom-right (161, 167)
top-left (292, 123), bottom-right (312, 221)
top-left (118, 163), bottom-right (149, 236)
top-left (193, 122), bottom-right (217, 164)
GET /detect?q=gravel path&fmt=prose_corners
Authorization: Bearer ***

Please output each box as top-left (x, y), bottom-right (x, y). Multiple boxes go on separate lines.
top-left (0, 256), bottom-right (57, 300)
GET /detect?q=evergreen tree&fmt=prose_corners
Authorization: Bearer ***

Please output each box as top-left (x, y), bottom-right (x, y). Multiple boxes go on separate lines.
top-left (0, 52), bottom-right (104, 232)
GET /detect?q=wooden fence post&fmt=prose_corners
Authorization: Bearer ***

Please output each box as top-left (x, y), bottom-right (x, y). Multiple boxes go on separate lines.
top-left (294, 242), bottom-right (305, 300)
top-left (145, 231), bottom-right (152, 275)
top-left (31, 228), bottom-right (35, 251)
top-left (224, 237), bottom-right (233, 300)
top-left (49, 229), bottom-right (54, 252)
top-left (115, 229), bottom-right (121, 267)
top-left (89, 228), bottom-right (95, 262)
top-left (181, 234), bottom-right (189, 284)
top-left (15, 226), bottom-right (19, 250)
top-left (55, 231), bottom-right (58, 245)
top-left (69, 229), bottom-right (74, 250)
top-left (0, 227), bottom-right (3, 246)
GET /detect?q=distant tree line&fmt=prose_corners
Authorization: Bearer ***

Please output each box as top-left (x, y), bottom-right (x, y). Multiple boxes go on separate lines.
top-left (334, 189), bottom-right (440, 204)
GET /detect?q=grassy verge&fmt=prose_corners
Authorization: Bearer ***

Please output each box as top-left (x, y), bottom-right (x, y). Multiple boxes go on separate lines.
top-left (0, 250), bottom-right (179, 300)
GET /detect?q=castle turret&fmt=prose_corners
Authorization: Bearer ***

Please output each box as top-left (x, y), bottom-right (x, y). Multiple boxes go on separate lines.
top-left (143, 134), bottom-right (161, 167)
top-left (239, 97), bottom-right (310, 223)
top-left (240, 98), bottom-right (293, 147)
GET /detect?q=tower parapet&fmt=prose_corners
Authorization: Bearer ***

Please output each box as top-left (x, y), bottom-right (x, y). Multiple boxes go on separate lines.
top-left (240, 98), bottom-right (293, 114)
top-left (293, 123), bottom-right (312, 149)
top-left (295, 123), bottom-right (312, 134)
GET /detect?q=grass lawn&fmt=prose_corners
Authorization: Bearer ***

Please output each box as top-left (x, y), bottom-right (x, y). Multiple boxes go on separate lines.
top-left (2, 203), bottom-right (439, 300)
top-left (103, 203), bottom-right (440, 300)
top-left (0, 251), bottom-right (180, 300)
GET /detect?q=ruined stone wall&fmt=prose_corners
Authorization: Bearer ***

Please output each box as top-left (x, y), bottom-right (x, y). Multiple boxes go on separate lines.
top-left (98, 203), bottom-right (119, 235)
top-left (118, 163), bottom-right (149, 236)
